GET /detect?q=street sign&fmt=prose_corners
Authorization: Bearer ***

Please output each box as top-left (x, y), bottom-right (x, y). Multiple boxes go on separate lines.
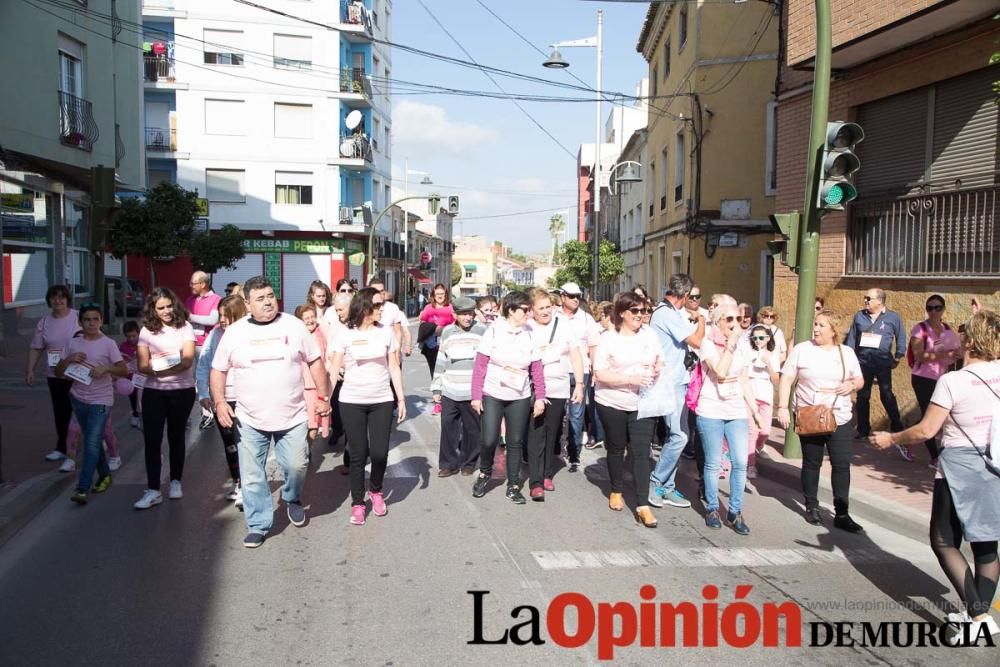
top-left (195, 198), bottom-right (210, 217)
top-left (193, 218), bottom-right (209, 234)
top-left (264, 253), bottom-right (282, 299)
top-left (0, 194), bottom-right (32, 211)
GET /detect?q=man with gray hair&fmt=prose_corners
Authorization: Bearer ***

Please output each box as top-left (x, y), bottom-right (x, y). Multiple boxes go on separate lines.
top-left (846, 287), bottom-right (906, 438)
top-left (648, 273), bottom-right (705, 509)
top-left (186, 270), bottom-right (221, 429)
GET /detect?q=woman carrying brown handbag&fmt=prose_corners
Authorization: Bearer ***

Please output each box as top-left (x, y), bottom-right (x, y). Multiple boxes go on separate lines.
top-left (777, 309), bottom-right (865, 531)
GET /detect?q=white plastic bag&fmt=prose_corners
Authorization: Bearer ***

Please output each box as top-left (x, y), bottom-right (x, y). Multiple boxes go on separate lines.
top-left (637, 371), bottom-right (675, 420)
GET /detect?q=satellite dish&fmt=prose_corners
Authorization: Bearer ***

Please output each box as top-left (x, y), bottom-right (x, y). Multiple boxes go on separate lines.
top-left (345, 110), bottom-right (363, 131)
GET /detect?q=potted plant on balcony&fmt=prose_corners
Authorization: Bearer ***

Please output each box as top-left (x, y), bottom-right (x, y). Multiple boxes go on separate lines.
top-left (66, 131), bottom-right (87, 147)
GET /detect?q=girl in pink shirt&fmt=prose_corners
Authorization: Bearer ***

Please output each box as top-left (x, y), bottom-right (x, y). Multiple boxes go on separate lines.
top-left (305, 280), bottom-right (333, 321)
top-left (295, 304), bottom-right (331, 449)
top-left (419, 283), bottom-right (456, 382)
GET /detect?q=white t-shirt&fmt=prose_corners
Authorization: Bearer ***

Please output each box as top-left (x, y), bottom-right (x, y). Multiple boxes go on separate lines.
top-left (527, 318), bottom-right (576, 400)
top-left (379, 300), bottom-right (402, 330)
top-left (593, 326), bottom-right (664, 412)
top-left (746, 349), bottom-right (780, 404)
top-left (328, 324), bottom-right (398, 405)
top-left (931, 362), bottom-right (1000, 451)
top-left (477, 317), bottom-right (540, 401)
top-left (782, 342), bottom-right (863, 426)
top-left (138, 323), bottom-right (196, 391)
top-left (697, 336), bottom-right (752, 421)
top-left (554, 308), bottom-right (601, 373)
top-left (212, 314), bottom-right (320, 431)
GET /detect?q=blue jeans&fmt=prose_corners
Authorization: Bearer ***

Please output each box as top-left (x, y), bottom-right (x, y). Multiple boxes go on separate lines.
top-left (696, 415), bottom-right (749, 515)
top-left (649, 381), bottom-right (689, 491)
top-left (565, 373), bottom-right (590, 461)
top-left (70, 397), bottom-right (110, 493)
top-left (586, 384), bottom-right (604, 443)
top-left (237, 420), bottom-right (309, 535)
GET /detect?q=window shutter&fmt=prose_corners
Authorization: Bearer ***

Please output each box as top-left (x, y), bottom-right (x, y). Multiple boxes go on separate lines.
top-left (275, 171), bottom-right (313, 187)
top-left (929, 66), bottom-right (999, 190)
top-left (206, 169), bottom-right (245, 202)
top-left (856, 88), bottom-right (928, 197)
top-left (273, 34), bottom-right (311, 62)
top-left (204, 29), bottom-right (243, 54)
top-left (274, 103), bottom-right (312, 138)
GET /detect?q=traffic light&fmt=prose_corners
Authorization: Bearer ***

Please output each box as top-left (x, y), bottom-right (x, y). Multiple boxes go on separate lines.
top-left (817, 122), bottom-right (863, 211)
top-left (427, 193), bottom-right (440, 214)
top-left (768, 211), bottom-right (801, 271)
top-left (448, 195), bottom-right (460, 215)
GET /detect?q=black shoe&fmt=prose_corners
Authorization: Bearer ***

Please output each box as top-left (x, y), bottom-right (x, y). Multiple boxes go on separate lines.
top-left (472, 474), bottom-right (489, 498)
top-left (243, 532), bottom-right (266, 548)
top-left (805, 508), bottom-right (823, 525)
top-left (199, 414), bottom-right (215, 430)
top-left (727, 511), bottom-right (751, 536)
top-left (834, 514), bottom-right (864, 533)
top-left (568, 461), bottom-right (579, 473)
top-left (506, 485), bottom-right (526, 504)
top-left (287, 502), bottom-right (306, 527)
top-left (705, 510), bottom-right (722, 529)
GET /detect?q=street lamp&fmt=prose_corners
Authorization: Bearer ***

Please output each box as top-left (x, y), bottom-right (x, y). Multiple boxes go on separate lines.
top-left (607, 161), bottom-right (642, 195)
top-left (545, 9), bottom-right (603, 298)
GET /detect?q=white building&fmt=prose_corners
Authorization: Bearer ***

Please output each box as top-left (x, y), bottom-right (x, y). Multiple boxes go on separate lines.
top-left (142, 0), bottom-right (392, 305)
top-left (614, 128), bottom-right (648, 294)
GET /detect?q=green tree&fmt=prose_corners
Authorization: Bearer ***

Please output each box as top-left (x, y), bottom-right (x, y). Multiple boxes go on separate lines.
top-left (548, 213), bottom-right (566, 262)
top-left (551, 239), bottom-right (624, 293)
top-left (451, 260), bottom-right (462, 287)
top-left (107, 183), bottom-right (200, 284)
top-left (188, 224), bottom-right (246, 274)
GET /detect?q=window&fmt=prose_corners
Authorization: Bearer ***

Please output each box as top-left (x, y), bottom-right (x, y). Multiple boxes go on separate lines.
top-left (275, 172), bottom-right (313, 205)
top-left (206, 169), bottom-right (246, 203)
top-left (384, 184), bottom-right (391, 210)
top-left (204, 29), bottom-right (244, 65)
top-left (205, 99), bottom-right (245, 135)
top-left (660, 147), bottom-right (668, 210)
top-left (372, 0), bottom-right (380, 27)
top-left (273, 34), bottom-right (311, 69)
top-left (373, 117), bottom-right (381, 152)
top-left (465, 270), bottom-right (473, 279)
top-left (58, 34), bottom-right (84, 97)
top-left (679, 5), bottom-right (688, 48)
top-left (663, 41), bottom-right (670, 80)
top-left (373, 179), bottom-right (381, 209)
top-left (384, 68), bottom-right (390, 98)
top-left (274, 103), bottom-right (312, 139)
top-left (148, 170), bottom-right (172, 188)
top-left (674, 131), bottom-right (685, 203)
top-left (649, 160), bottom-right (656, 215)
top-left (384, 126), bottom-right (391, 157)
top-left (651, 67), bottom-right (657, 99)
top-left (764, 101), bottom-right (777, 195)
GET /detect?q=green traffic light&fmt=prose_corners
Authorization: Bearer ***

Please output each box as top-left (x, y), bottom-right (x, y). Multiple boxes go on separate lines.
top-left (824, 185), bottom-right (845, 205)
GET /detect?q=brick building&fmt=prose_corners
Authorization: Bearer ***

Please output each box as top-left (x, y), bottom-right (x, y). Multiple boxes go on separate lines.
top-left (774, 0), bottom-right (999, 428)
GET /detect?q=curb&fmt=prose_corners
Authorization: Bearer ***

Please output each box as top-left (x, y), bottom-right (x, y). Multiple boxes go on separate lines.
top-left (753, 449), bottom-right (929, 544)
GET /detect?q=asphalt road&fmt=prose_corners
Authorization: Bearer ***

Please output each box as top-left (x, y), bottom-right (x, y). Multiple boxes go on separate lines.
top-left (0, 355), bottom-right (995, 665)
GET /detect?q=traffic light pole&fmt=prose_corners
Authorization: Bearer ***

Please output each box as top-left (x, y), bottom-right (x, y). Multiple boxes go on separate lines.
top-left (783, 0), bottom-right (832, 459)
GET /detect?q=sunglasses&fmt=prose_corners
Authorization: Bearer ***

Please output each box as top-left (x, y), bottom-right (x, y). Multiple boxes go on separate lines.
top-left (563, 293), bottom-right (582, 300)
top-left (863, 296), bottom-right (876, 302)
top-left (517, 305), bottom-right (531, 313)
top-left (339, 288), bottom-right (355, 293)
top-left (724, 316), bottom-right (736, 322)
top-left (761, 314), bottom-right (775, 319)
top-left (628, 307), bottom-right (653, 315)
top-left (926, 304), bottom-right (944, 312)
top-left (752, 335), bottom-right (770, 341)
top-left (80, 301), bottom-right (101, 310)
top-left (688, 293), bottom-right (701, 300)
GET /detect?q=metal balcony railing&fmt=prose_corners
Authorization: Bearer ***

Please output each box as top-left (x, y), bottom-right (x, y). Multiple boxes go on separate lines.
top-left (143, 53), bottom-right (174, 82)
top-left (339, 133), bottom-right (373, 162)
top-left (342, 0), bottom-right (373, 34)
top-left (340, 67), bottom-right (367, 94)
top-left (58, 91), bottom-right (99, 151)
top-left (847, 183), bottom-right (1000, 277)
top-left (145, 127), bottom-right (176, 151)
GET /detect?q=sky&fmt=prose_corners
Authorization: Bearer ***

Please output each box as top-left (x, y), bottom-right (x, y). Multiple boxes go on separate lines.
top-left (390, 0), bottom-right (650, 254)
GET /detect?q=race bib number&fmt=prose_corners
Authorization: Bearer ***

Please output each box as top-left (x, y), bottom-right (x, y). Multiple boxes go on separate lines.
top-left (499, 366), bottom-right (528, 391)
top-left (192, 327), bottom-right (205, 338)
top-left (860, 332), bottom-right (882, 349)
top-left (47, 350), bottom-right (62, 367)
top-left (132, 373), bottom-right (148, 389)
top-left (151, 353), bottom-right (181, 372)
top-left (64, 363), bottom-right (93, 385)
top-left (447, 339), bottom-right (477, 361)
top-left (351, 337), bottom-right (386, 361)
top-left (540, 343), bottom-right (563, 366)
top-left (718, 377), bottom-right (740, 399)
top-left (249, 337), bottom-right (285, 363)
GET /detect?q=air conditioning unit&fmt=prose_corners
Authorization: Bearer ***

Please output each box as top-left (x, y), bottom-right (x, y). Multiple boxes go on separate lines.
top-left (339, 207), bottom-right (352, 223)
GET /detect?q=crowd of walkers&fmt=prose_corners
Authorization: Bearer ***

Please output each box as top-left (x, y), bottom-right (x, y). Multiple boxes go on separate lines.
top-left (24, 271), bottom-right (999, 643)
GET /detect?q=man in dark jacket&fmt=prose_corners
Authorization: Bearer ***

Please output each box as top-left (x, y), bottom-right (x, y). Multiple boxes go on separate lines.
top-left (845, 288), bottom-right (906, 437)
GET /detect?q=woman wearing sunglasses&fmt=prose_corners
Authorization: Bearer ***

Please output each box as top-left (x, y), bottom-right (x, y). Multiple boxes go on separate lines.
top-left (746, 325), bottom-right (780, 478)
top-left (470, 291), bottom-right (546, 504)
top-left (593, 292), bottom-right (663, 527)
top-left (906, 294), bottom-right (962, 466)
top-left (756, 306), bottom-right (788, 364)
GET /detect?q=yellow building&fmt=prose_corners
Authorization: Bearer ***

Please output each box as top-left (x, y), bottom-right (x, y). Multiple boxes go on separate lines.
top-left (636, 1), bottom-right (779, 307)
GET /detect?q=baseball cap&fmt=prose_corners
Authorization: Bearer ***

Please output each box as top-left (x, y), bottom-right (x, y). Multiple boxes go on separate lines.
top-left (453, 296), bottom-right (476, 313)
top-left (560, 282), bottom-right (583, 296)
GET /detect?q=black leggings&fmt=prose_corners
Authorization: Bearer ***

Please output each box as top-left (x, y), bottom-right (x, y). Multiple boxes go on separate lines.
top-left (479, 395), bottom-right (531, 485)
top-left (340, 401), bottom-right (394, 505)
top-left (596, 403), bottom-right (655, 502)
top-left (47, 377), bottom-right (74, 454)
top-left (930, 478), bottom-right (999, 617)
top-left (213, 400), bottom-right (241, 484)
top-left (422, 347), bottom-right (439, 378)
top-left (911, 375), bottom-right (940, 459)
top-left (527, 397), bottom-right (567, 488)
top-left (800, 422), bottom-right (853, 514)
top-left (141, 387), bottom-right (196, 490)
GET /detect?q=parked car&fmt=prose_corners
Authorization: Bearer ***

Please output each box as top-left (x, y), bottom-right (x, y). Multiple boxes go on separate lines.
top-left (104, 277), bottom-right (145, 317)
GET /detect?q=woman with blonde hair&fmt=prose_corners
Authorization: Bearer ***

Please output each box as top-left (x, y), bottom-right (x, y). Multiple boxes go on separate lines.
top-left (755, 305), bottom-right (788, 363)
top-left (777, 309), bottom-right (865, 531)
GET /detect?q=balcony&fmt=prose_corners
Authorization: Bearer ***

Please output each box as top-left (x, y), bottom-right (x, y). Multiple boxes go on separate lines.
top-left (335, 133), bottom-right (374, 166)
top-left (336, 202), bottom-right (373, 235)
top-left (145, 127), bottom-right (176, 152)
top-left (340, 67), bottom-right (372, 106)
top-left (58, 91), bottom-right (99, 152)
top-left (847, 183), bottom-right (999, 278)
top-left (142, 1), bottom-right (187, 18)
top-left (340, 0), bottom-right (374, 41)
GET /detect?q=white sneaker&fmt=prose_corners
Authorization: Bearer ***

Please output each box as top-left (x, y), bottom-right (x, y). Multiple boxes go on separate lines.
top-left (45, 450), bottom-right (65, 462)
top-left (134, 489), bottom-right (163, 509)
top-left (234, 487), bottom-right (243, 510)
top-left (581, 432), bottom-right (590, 446)
top-left (107, 456), bottom-right (122, 472)
top-left (947, 610), bottom-right (970, 624)
top-left (225, 484), bottom-right (239, 501)
top-left (129, 415), bottom-right (141, 429)
top-left (168, 480), bottom-right (183, 499)
top-left (946, 615), bottom-right (1000, 646)
top-left (59, 458), bottom-right (76, 473)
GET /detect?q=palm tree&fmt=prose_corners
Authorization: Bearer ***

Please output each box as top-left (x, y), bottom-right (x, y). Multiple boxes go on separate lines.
top-left (549, 213), bottom-right (566, 262)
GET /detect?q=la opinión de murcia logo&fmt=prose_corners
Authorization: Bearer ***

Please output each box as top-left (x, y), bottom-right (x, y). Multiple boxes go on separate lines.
top-left (467, 587), bottom-right (996, 659)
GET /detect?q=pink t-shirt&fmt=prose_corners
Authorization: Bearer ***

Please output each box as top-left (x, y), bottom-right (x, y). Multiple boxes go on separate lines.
top-left (63, 334), bottom-right (123, 406)
top-left (697, 336), bottom-right (753, 421)
top-left (931, 362), bottom-right (1000, 450)
top-left (118, 340), bottom-right (138, 374)
top-left (212, 314), bottom-right (320, 431)
top-left (910, 321), bottom-right (962, 380)
top-left (477, 317), bottom-right (541, 401)
top-left (528, 318), bottom-right (577, 400)
top-left (138, 323), bottom-right (196, 390)
top-left (186, 291), bottom-right (222, 346)
top-left (593, 327), bottom-right (664, 412)
top-left (329, 324), bottom-right (398, 405)
top-left (420, 303), bottom-right (455, 328)
top-left (31, 310), bottom-right (81, 378)
top-left (782, 342), bottom-right (863, 426)
top-left (301, 326), bottom-right (328, 390)
top-left (747, 349), bottom-right (781, 404)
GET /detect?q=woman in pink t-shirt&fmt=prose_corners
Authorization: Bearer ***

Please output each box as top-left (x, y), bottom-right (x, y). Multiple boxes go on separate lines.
top-left (134, 287), bottom-right (197, 510)
top-left (593, 292), bottom-right (663, 528)
top-left (27, 284), bottom-right (80, 463)
top-left (294, 304), bottom-right (330, 449)
top-left (419, 283), bottom-right (456, 382)
top-left (327, 288), bottom-right (405, 526)
top-left (907, 294), bottom-right (962, 465)
top-left (871, 308), bottom-right (1000, 643)
top-left (305, 280), bottom-right (332, 321)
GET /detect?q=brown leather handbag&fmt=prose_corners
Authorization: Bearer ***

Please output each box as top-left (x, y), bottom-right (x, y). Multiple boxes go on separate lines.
top-left (795, 345), bottom-right (845, 437)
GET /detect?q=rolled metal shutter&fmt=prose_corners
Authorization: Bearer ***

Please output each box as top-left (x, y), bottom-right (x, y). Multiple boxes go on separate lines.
top-left (929, 65), bottom-right (999, 190)
top-left (282, 254), bottom-right (331, 312)
top-left (211, 254), bottom-right (263, 294)
top-left (856, 87), bottom-right (929, 198)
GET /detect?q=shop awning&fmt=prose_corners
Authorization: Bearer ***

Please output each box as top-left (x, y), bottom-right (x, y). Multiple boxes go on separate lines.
top-left (408, 268), bottom-right (431, 284)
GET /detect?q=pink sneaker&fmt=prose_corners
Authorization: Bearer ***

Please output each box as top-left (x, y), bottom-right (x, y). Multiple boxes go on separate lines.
top-left (350, 504), bottom-right (366, 525)
top-left (432, 403), bottom-right (442, 415)
top-left (543, 478), bottom-right (555, 492)
top-left (370, 491), bottom-right (387, 517)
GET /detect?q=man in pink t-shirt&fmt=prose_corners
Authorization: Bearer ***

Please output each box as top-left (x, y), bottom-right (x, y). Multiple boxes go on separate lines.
top-left (186, 271), bottom-right (222, 429)
top-left (211, 276), bottom-right (329, 549)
